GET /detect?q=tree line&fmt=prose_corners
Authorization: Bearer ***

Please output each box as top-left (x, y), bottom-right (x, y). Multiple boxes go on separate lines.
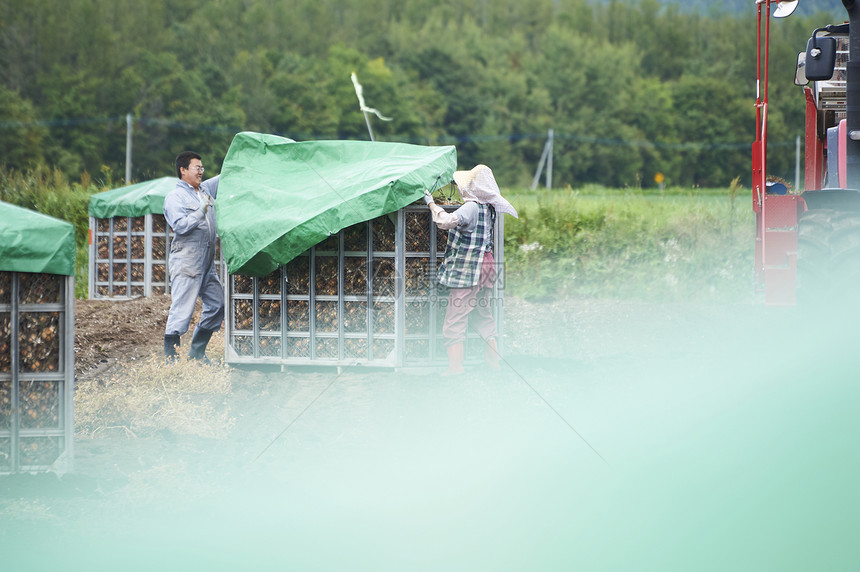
top-left (0, 0), bottom-right (843, 189)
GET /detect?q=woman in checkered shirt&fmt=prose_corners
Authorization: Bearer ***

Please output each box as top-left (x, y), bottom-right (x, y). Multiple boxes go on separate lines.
top-left (424, 164), bottom-right (518, 375)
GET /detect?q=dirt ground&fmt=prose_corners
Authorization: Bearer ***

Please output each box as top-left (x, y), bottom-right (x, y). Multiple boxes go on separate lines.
top-left (2, 293), bottom-right (857, 571)
top-left (72, 290), bottom-right (798, 372)
top-left (69, 292), bottom-right (746, 381)
top-left (74, 295), bottom-right (173, 381)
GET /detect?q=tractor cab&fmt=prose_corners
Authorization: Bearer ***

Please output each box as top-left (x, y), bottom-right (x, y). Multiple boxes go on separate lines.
top-left (754, 0), bottom-right (860, 307)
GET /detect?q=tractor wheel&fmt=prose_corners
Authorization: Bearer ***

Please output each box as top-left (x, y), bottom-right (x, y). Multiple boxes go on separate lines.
top-left (796, 209), bottom-right (834, 306)
top-left (797, 208), bottom-right (860, 309)
top-left (828, 211), bottom-right (860, 294)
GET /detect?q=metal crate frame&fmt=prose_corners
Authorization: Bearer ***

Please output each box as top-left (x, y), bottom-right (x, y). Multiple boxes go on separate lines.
top-left (225, 205), bottom-right (505, 368)
top-left (0, 271), bottom-right (75, 475)
top-left (89, 214), bottom-right (171, 299)
top-left (89, 214), bottom-right (224, 299)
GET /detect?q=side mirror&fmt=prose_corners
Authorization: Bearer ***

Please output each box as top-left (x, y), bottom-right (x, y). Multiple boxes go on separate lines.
top-left (805, 34), bottom-right (837, 81)
top-left (795, 51), bottom-right (808, 85)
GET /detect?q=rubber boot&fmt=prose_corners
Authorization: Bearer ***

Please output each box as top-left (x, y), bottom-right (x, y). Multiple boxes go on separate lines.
top-left (164, 334), bottom-right (181, 363)
top-left (188, 326), bottom-right (215, 363)
top-left (444, 342), bottom-right (465, 375)
top-left (484, 338), bottom-right (500, 370)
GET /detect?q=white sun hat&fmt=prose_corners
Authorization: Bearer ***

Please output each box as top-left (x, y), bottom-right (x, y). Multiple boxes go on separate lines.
top-left (452, 164), bottom-right (518, 218)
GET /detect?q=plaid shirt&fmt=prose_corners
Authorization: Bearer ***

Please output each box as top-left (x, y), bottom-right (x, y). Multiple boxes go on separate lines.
top-left (437, 203), bottom-right (495, 288)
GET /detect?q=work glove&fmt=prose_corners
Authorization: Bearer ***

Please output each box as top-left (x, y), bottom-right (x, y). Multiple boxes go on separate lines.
top-left (423, 190), bottom-right (434, 205)
top-left (198, 193), bottom-right (210, 214)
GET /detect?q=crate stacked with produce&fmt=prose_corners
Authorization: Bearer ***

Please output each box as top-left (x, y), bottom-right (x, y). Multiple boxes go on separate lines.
top-left (90, 214), bottom-right (170, 298)
top-left (87, 176), bottom-right (225, 300)
top-left (89, 214), bottom-right (225, 299)
top-left (225, 205), bottom-right (504, 367)
top-left (1, 201), bottom-right (75, 475)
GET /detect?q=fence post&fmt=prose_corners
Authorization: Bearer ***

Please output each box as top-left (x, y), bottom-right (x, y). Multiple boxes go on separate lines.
top-left (531, 128), bottom-right (554, 190)
top-left (125, 113), bottom-right (133, 184)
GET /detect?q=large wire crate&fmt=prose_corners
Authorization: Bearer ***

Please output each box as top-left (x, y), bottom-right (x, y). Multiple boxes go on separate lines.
top-left (0, 271), bottom-right (75, 474)
top-left (225, 205), bottom-right (505, 367)
top-left (89, 214), bottom-right (223, 299)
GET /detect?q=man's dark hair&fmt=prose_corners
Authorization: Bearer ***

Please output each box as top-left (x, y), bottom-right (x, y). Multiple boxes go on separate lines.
top-left (175, 151), bottom-right (202, 178)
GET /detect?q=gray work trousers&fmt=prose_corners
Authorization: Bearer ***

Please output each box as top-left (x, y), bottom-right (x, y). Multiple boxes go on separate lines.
top-left (164, 238), bottom-right (224, 336)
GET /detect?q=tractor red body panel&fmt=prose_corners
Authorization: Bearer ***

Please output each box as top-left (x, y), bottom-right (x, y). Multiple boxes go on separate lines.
top-left (759, 194), bottom-right (800, 306)
top-left (804, 87), bottom-right (825, 192)
top-left (754, 4), bottom-right (847, 306)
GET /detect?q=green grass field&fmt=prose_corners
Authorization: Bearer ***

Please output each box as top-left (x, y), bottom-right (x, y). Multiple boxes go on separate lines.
top-left (503, 184), bottom-right (755, 302)
top-left (1, 168), bottom-right (757, 302)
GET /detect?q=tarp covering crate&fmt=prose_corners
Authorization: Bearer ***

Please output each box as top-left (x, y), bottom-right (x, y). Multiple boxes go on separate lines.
top-left (215, 133), bottom-right (457, 276)
top-left (0, 201), bottom-right (75, 474)
top-left (88, 177), bottom-right (222, 299)
top-left (225, 205), bottom-right (504, 367)
top-left (217, 133), bottom-right (505, 367)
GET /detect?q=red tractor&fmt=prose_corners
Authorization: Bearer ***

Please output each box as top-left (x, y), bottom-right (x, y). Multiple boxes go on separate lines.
top-left (754, 0), bottom-right (860, 306)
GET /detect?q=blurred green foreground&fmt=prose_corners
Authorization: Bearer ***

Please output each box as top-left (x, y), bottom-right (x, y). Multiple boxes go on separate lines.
top-left (2, 292), bottom-right (857, 571)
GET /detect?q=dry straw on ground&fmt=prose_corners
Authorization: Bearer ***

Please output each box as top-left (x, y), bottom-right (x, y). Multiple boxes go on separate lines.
top-left (75, 331), bottom-right (234, 440)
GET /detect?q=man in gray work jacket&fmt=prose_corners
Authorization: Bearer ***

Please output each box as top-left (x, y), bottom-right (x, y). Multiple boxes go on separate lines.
top-left (163, 151), bottom-right (223, 362)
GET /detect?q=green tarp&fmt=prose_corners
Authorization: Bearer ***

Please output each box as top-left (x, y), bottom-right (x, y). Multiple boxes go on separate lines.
top-left (217, 132), bottom-right (457, 276)
top-left (0, 201), bottom-right (75, 275)
top-left (87, 176), bottom-right (176, 219)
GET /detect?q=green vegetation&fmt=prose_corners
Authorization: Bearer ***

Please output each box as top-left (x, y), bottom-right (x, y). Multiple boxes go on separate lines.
top-left (1, 165), bottom-right (754, 302)
top-left (0, 168), bottom-right (109, 298)
top-left (0, 0), bottom-right (833, 188)
top-left (503, 183), bottom-right (754, 302)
